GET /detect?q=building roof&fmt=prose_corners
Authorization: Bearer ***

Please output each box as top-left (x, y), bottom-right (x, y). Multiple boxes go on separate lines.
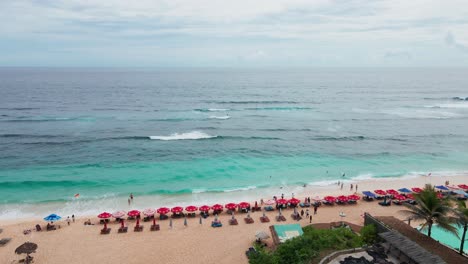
top-left (375, 216), bottom-right (468, 264)
top-left (379, 231), bottom-right (445, 264)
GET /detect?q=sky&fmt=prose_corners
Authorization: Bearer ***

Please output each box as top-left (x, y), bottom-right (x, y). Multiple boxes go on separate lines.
top-left (0, 0), bottom-right (468, 67)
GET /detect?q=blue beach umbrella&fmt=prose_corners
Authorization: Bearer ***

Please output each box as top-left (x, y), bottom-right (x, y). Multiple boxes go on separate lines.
top-left (398, 188), bottom-right (412, 193)
top-left (44, 214), bottom-right (61, 222)
top-left (435, 185), bottom-right (449, 191)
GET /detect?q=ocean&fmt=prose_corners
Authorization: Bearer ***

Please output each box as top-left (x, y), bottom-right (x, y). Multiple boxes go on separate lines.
top-left (1, 67), bottom-right (468, 219)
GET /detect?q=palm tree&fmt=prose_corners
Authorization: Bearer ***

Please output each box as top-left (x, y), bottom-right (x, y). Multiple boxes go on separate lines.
top-left (454, 201), bottom-right (468, 255)
top-left (399, 184), bottom-right (457, 238)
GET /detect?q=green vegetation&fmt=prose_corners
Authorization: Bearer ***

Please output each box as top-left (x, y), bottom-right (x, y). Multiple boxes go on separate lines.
top-left (248, 226), bottom-right (364, 264)
top-left (360, 224), bottom-right (377, 244)
top-left (400, 184), bottom-right (457, 238)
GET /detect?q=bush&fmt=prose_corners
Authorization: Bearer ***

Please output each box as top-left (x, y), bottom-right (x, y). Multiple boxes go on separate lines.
top-left (360, 224), bottom-right (377, 244)
top-left (248, 226), bottom-right (364, 264)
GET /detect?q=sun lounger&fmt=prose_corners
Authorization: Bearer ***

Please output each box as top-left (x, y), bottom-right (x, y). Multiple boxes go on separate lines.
top-left (134, 225), bottom-right (144, 232)
top-left (378, 201), bottom-right (391, 206)
top-left (264, 206), bottom-right (274, 211)
top-left (244, 217), bottom-right (254, 224)
top-left (150, 224), bottom-right (160, 231)
top-left (252, 206), bottom-right (261, 212)
top-left (100, 228), bottom-right (111, 234)
top-left (299, 203), bottom-right (310, 207)
top-left (291, 214), bottom-right (302, 220)
top-left (211, 221), bottom-right (222, 228)
top-left (275, 215), bottom-right (286, 222)
top-left (0, 238), bottom-right (11, 246)
top-left (229, 219), bottom-right (238, 225)
top-left (159, 215), bottom-right (169, 220)
top-left (118, 227), bottom-right (128, 233)
top-left (260, 216), bottom-right (270, 223)
top-left (46, 226), bottom-right (57, 231)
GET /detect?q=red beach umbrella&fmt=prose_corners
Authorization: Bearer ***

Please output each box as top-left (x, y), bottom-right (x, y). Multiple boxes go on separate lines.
top-left (393, 194), bottom-right (406, 201)
top-left (276, 198), bottom-right (288, 205)
top-left (157, 207), bottom-right (170, 215)
top-left (185, 206), bottom-right (198, 212)
top-left (211, 204), bottom-right (223, 211)
top-left (336, 195), bottom-right (348, 203)
top-left (323, 196), bottom-right (336, 202)
top-left (386, 189), bottom-right (399, 196)
top-left (199, 205), bottom-right (210, 212)
top-left (288, 198), bottom-right (300, 205)
top-left (347, 194), bottom-right (360, 201)
top-left (127, 210), bottom-right (140, 217)
top-left (238, 202), bottom-right (250, 209)
top-left (411, 187), bottom-right (423, 193)
top-left (374, 190), bottom-right (386, 196)
top-left (406, 193), bottom-right (415, 200)
top-left (458, 184), bottom-right (468, 190)
top-left (225, 203), bottom-right (237, 210)
top-left (171, 206), bottom-right (183, 213)
top-left (98, 212), bottom-right (112, 219)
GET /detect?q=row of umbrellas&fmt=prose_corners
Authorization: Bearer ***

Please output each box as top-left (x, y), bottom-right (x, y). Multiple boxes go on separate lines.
top-left (323, 194), bottom-right (360, 203)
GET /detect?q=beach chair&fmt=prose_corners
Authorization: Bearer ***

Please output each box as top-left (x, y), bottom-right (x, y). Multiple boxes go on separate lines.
top-left (100, 228), bottom-right (111, 234)
top-left (291, 214), bottom-right (302, 221)
top-left (134, 225), bottom-right (144, 232)
top-left (118, 227), bottom-right (128, 233)
top-left (378, 201), bottom-right (391, 206)
top-left (299, 202), bottom-right (310, 208)
top-left (260, 216), bottom-right (270, 223)
top-left (0, 238), bottom-right (11, 246)
top-left (244, 217), bottom-right (254, 224)
top-left (211, 221), bottom-right (222, 228)
top-left (229, 218), bottom-right (238, 225)
top-left (264, 206), bottom-right (274, 211)
top-left (150, 224), bottom-right (160, 231)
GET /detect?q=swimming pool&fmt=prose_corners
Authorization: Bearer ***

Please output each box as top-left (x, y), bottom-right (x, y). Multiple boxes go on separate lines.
top-left (419, 225), bottom-right (467, 252)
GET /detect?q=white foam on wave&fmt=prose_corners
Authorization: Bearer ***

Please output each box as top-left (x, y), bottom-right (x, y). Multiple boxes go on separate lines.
top-left (223, 186), bottom-right (257, 192)
top-left (382, 108), bottom-right (461, 119)
top-left (208, 108), bottom-right (229, 112)
top-left (209, 115), bottom-right (230, 120)
top-left (426, 103), bottom-right (468, 109)
top-left (149, 131), bottom-right (216, 141)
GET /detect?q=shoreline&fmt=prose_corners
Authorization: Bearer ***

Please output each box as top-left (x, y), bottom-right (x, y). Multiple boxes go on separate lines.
top-left (1, 171), bottom-right (467, 222)
top-left (1, 174), bottom-right (467, 264)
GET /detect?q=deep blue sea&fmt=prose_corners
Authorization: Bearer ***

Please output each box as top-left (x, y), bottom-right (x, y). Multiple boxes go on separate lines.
top-left (1, 67), bottom-right (468, 218)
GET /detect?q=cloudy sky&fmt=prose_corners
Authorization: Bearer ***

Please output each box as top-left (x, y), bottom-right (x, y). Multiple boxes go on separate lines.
top-left (1, 0), bottom-right (467, 67)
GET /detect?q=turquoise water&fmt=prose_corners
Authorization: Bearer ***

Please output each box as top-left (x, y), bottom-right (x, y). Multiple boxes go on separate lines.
top-left (1, 68), bottom-right (468, 218)
top-left (419, 225), bottom-right (467, 252)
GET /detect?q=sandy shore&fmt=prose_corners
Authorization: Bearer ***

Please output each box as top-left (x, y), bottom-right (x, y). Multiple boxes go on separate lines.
top-left (0, 175), bottom-right (466, 264)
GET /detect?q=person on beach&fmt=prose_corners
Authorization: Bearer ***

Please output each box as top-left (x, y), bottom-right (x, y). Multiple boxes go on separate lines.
top-left (300, 209), bottom-right (304, 217)
top-left (281, 193), bottom-right (284, 199)
top-left (356, 184), bottom-right (358, 192)
top-left (350, 184), bottom-right (353, 191)
top-left (260, 198), bottom-right (264, 205)
top-left (67, 216), bottom-right (70, 226)
top-left (309, 215), bottom-right (312, 223)
top-left (340, 183), bottom-right (343, 190)
top-left (130, 193), bottom-right (134, 202)
top-left (72, 214), bottom-right (75, 223)
top-left (307, 197), bottom-right (310, 203)
top-left (313, 205), bottom-right (318, 215)
top-left (306, 209), bottom-right (309, 217)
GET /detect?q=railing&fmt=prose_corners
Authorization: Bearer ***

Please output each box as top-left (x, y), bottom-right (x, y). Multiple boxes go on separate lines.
top-left (318, 246), bottom-right (368, 264)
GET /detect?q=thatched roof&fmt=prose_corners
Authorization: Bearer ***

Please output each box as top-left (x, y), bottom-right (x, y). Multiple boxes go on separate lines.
top-left (375, 216), bottom-right (468, 264)
top-left (379, 231), bottom-right (445, 264)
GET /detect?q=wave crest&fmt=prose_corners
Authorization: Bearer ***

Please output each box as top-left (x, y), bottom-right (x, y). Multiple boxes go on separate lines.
top-left (149, 131), bottom-right (217, 141)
